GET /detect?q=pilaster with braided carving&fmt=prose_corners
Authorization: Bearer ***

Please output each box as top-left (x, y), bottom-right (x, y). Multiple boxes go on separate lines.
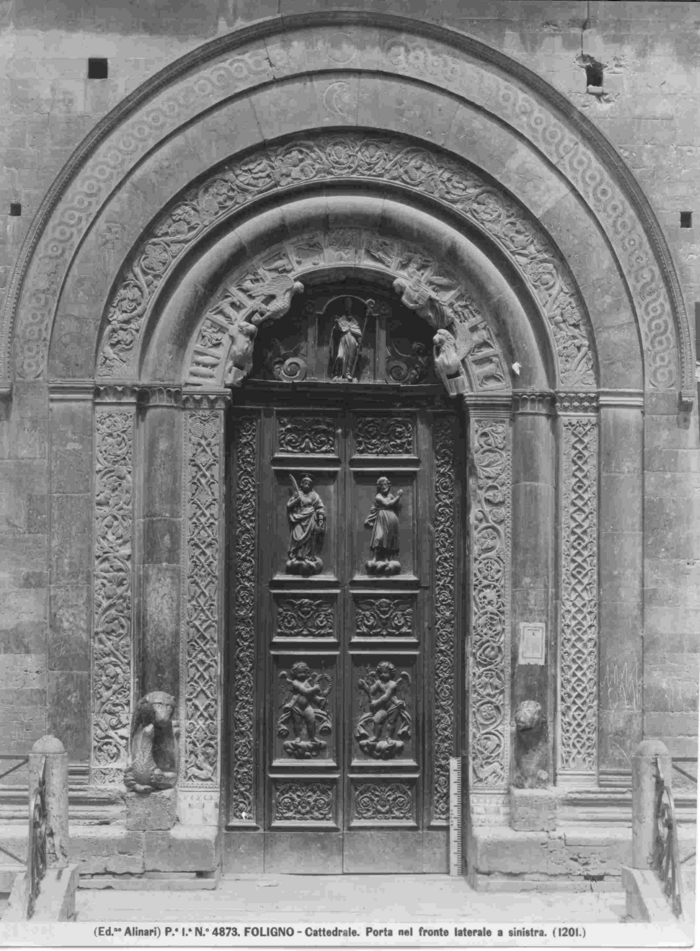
top-left (91, 390), bottom-right (137, 785)
top-left (467, 406), bottom-right (512, 806)
top-left (179, 390), bottom-right (228, 823)
top-left (557, 394), bottom-right (599, 786)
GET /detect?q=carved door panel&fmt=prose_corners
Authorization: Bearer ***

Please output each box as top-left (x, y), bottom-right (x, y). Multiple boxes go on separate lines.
top-left (227, 394), bottom-right (463, 874)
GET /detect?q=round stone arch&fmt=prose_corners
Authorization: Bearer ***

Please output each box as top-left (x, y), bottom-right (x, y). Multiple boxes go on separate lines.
top-left (2, 13), bottom-right (690, 405)
top-left (9, 11), bottom-right (682, 830)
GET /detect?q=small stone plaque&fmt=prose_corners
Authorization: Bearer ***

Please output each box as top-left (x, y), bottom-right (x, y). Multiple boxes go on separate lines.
top-left (518, 622), bottom-right (546, 665)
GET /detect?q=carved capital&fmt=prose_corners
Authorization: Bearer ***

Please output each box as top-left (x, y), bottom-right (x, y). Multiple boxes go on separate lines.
top-left (556, 392), bottom-right (598, 415)
top-left (463, 392), bottom-right (512, 416)
top-left (597, 389), bottom-right (644, 408)
top-left (94, 384), bottom-right (140, 404)
top-left (49, 380), bottom-right (95, 402)
top-left (512, 391), bottom-right (555, 415)
top-left (140, 384), bottom-right (182, 407)
top-left (181, 388), bottom-right (231, 411)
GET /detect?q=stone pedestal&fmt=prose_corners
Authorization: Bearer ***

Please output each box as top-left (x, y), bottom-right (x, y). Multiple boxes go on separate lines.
top-left (125, 789), bottom-right (178, 832)
top-left (509, 787), bottom-right (558, 832)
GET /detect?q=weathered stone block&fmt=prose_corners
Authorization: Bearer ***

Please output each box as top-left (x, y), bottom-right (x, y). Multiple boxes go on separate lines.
top-left (510, 788), bottom-right (557, 831)
top-left (49, 584), bottom-right (90, 671)
top-left (144, 825), bottom-right (219, 873)
top-left (71, 827), bottom-right (145, 875)
top-left (126, 789), bottom-right (178, 832)
top-left (49, 494), bottom-right (91, 584)
top-left (47, 671), bottom-right (90, 761)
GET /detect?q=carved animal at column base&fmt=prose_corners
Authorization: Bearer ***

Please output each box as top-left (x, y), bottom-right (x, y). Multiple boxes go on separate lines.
top-left (512, 699), bottom-right (550, 789)
top-left (124, 691), bottom-right (180, 794)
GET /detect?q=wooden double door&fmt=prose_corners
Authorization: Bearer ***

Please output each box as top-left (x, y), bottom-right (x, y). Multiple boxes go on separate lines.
top-left (227, 385), bottom-right (464, 873)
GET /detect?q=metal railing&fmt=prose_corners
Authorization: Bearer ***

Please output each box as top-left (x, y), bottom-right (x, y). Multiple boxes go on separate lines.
top-left (672, 756), bottom-right (697, 869)
top-left (25, 756), bottom-right (47, 918)
top-left (654, 754), bottom-right (684, 918)
top-left (0, 755), bottom-right (29, 866)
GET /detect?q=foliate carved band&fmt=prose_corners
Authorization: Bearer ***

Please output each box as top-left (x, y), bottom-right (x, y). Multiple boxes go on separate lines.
top-left (432, 418), bottom-right (457, 820)
top-left (469, 418), bottom-right (511, 790)
top-left (278, 416), bottom-right (335, 454)
top-left (276, 597), bottom-right (334, 638)
top-left (95, 133), bottom-right (592, 389)
top-left (92, 409), bottom-right (134, 783)
top-left (559, 416), bottom-right (598, 775)
top-left (230, 415), bottom-right (258, 821)
top-left (181, 412), bottom-right (222, 787)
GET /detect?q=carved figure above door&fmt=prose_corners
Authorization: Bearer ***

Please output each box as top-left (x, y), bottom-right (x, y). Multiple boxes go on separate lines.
top-left (286, 473), bottom-right (326, 575)
top-left (356, 662), bottom-right (412, 760)
top-left (277, 662), bottom-right (332, 759)
top-left (364, 476), bottom-right (402, 575)
top-left (330, 296), bottom-right (375, 382)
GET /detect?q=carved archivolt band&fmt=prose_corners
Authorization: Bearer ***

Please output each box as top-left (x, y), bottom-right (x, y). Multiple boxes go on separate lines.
top-left (91, 407), bottom-right (135, 785)
top-left (558, 413), bottom-right (599, 781)
top-left (181, 410), bottom-right (224, 787)
top-left (96, 133), bottom-right (595, 390)
top-left (469, 416), bottom-right (512, 790)
top-left (186, 229), bottom-right (507, 393)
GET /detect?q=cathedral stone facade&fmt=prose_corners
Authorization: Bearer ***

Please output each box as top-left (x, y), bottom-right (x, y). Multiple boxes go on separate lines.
top-left (0, 1), bottom-right (697, 887)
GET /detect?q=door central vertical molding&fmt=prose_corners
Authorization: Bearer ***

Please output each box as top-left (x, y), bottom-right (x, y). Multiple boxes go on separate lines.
top-left (465, 395), bottom-right (512, 824)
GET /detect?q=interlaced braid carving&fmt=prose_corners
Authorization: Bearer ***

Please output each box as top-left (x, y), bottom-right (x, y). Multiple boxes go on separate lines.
top-left (230, 416), bottom-right (258, 820)
top-left (183, 412), bottom-right (222, 785)
top-left (432, 417), bottom-right (456, 820)
top-left (559, 416), bottom-right (598, 773)
top-left (92, 409), bottom-right (134, 783)
top-left (469, 418), bottom-right (511, 789)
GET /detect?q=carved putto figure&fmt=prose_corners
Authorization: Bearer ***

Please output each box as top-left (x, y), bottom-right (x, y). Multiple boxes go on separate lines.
top-left (330, 296), bottom-right (375, 382)
top-left (224, 275), bottom-right (304, 386)
top-left (356, 661), bottom-right (411, 760)
top-left (512, 700), bottom-right (550, 789)
top-left (278, 662), bottom-right (332, 759)
top-left (364, 476), bottom-right (402, 575)
top-left (286, 473), bottom-right (326, 575)
top-left (124, 691), bottom-right (179, 794)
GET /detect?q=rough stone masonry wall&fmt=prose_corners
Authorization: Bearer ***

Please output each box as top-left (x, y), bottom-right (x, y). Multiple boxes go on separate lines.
top-left (0, 0), bottom-right (697, 769)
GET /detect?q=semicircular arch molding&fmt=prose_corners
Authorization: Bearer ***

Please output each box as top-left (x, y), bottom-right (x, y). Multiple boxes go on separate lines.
top-left (2, 14), bottom-right (688, 402)
top-left (96, 132), bottom-right (596, 391)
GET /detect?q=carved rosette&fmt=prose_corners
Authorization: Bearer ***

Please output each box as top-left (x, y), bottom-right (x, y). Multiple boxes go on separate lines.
top-left (230, 416), bottom-right (258, 821)
top-left (274, 782), bottom-right (334, 822)
top-left (469, 417), bottom-right (511, 790)
top-left (432, 417), bottom-right (457, 820)
top-left (354, 782), bottom-right (413, 822)
top-left (91, 408), bottom-right (135, 784)
top-left (558, 412), bottom-right (599, 780)
top-left (181, 411), bottom-right (223, 789)
top-left (355, 416), bottom-right (413, 455)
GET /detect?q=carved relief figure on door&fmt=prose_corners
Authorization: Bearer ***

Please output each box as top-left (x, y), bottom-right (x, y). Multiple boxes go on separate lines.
top-left (286, 473), bottom-right (326, 575)
top-left (356, 662), bottom-right (411, 760)
top-left (365, 476), bottom-right (402, 575)
top-left (278, 662), bottom-right (332, 759)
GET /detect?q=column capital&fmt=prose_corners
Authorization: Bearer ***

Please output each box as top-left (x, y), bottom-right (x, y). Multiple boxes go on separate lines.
top-left (49, 381), bottom-right (95, 402)
top-left (94, 384), bottom-right (140, 404)
top-left (556, 392), bottom-right (599, 415)
top-left (512, 391), bottom-right (555, 415)
top-left (463, 391), bottom-right (512, 415)
top-left (182, 388), bottom-right (231, 411)
top-left (598, 389), bottom-right (644, 408)
top-left (139, 384), bottom-right (183, 407)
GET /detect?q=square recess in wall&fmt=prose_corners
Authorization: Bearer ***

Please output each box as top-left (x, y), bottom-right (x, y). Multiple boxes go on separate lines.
top-left (680, 211), bottom-right (693, 229)
top-left (88, 58), bottom-right (108, 79)
top-left (9, 203), bottom-right (21, 217)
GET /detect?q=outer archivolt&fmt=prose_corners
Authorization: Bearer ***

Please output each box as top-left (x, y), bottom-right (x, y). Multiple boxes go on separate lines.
top-left (96, 133), bottom-right (596, 390)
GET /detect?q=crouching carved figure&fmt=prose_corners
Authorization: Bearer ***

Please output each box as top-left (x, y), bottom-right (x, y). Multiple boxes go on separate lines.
top-left (512, 700), bottom-right (550, 789)
top-left (124, 691), bottom-right (180, 793)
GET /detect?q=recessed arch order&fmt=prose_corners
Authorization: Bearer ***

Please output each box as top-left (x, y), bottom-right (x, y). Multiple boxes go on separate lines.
top-left (0, 11), bottom-right (690, 407)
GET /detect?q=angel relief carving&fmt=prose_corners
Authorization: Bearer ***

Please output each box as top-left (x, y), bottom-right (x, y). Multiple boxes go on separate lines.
top-left (365, 476), bottom-right (402, 575)
top-left (222, 275), bottom-right (304, 386)
top-left (286, 473), bottom-right (326, 575)
top-left (356, 662), bottom-right (412, 760)
top-left (277, 662), bottom-right (332, 759)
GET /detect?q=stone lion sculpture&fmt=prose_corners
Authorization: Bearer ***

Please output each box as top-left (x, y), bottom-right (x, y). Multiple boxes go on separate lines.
top-left (512, 699), bottom-right (550, 789)
top-left (124, 691), bottom-right (179, 794)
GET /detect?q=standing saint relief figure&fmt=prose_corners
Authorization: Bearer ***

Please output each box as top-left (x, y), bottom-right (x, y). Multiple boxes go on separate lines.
top-left (330, 296), bottom-right (376, 382)
top-left (286, 473), bottom-right (326, 575)
top-left (364, 476), bottom-right (402, 575)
